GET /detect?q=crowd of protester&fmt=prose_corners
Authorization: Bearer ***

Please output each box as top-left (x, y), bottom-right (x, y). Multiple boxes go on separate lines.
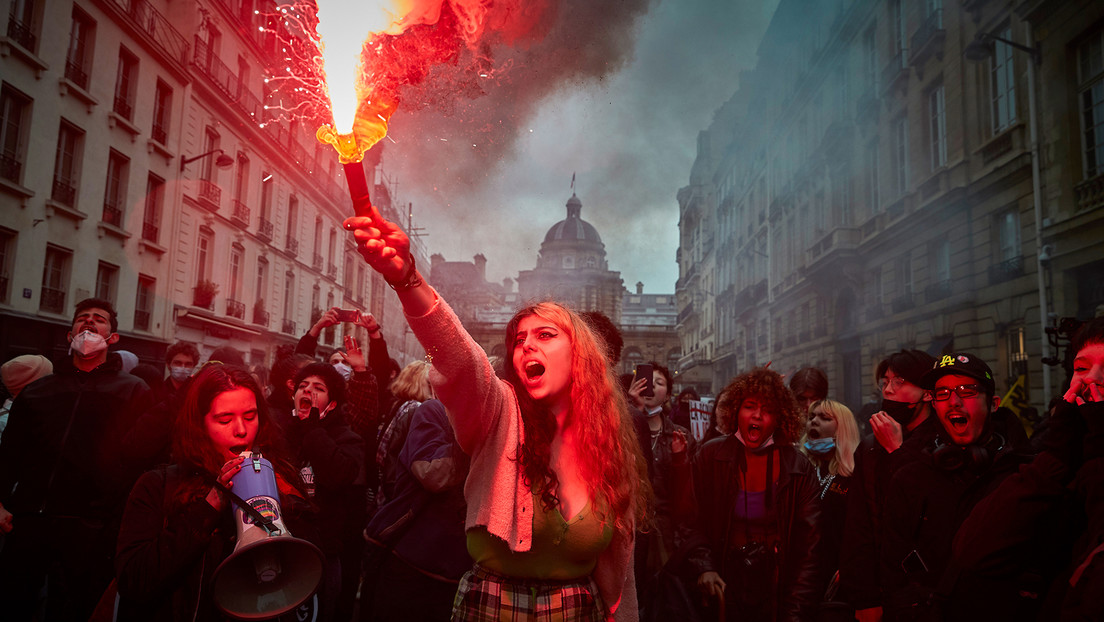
top-left (1, 224), bottom-right (1103, 621)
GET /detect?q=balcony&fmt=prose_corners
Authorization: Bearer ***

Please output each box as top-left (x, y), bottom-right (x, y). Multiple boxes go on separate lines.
top-left (312, 253), bottom-right (324, 271)
top-left (285, 236), bottom-right (299, 257)
top-left (40, 287), bottom-right (66, 313)
top-left (988, 255), bottom-right (1025, 285)
top-left (252, 306), bottom-right (270, 327)
top-left (192, 37), bottom-right (264, 124)
top-left (925, 280), bottom-right (952, 303)
top-left (101, 0), bottom-right (188, 65)
top-left (867, 304), bottom-right (884, 321)
top-left (891, 292), bottom-right (915, 314)
top-left (282, 318), bottom-right (296, 335)
top-left (0, 153), bottom-right (21, 183)
top-left (142, 221), bottom-right (159, 242)
top-left (133, 309), bottom-right (150, 331)
top-left (151, 123), bottom-right (167, 145)
top-left (881, 50), bottom-right (909, 94)
top-left (226, 299), bottom-right (245, 319)
top-left (113, 96), bottom-right (133, 120)
top-left (52, 179), bottom-right (76, 207)
top-left (910, 9), bottom-right (945, 70)
top-left (231, 199), bottom-right (250, 226)
top-left (102, 203), bottom-right (122, 227)
top-left (258, 218), bottom-right (273, 241)
top-left (327, 262), bottom-right (338, 279)
top-left (1075, 174), bottom-right (1104, 211)
top-left (6, 13), bottom-right (35, 51)
top-left (64, 60), bottom-right (89, 90)
top-left (677, 302), bottom-right (696, 325)
top-left (198, 179), bottom-right (221, 209)
top-left (785, 335), bottom-right (797, 348)
top-left (808, 226), bottom-right (862, 265)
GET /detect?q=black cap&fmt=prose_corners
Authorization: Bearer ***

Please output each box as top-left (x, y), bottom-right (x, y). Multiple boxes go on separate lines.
top-left (921, 353), bottom-right (995, 393)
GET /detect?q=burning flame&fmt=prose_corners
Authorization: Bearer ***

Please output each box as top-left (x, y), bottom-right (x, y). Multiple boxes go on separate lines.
top-left (313, 0), bottom-right (554, 163)
top-left (314, 0), bottom-right (409, 163)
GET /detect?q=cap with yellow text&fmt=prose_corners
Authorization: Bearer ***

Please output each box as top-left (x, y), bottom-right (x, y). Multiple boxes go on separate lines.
top-left (920, 353), bottom-right (995, 394)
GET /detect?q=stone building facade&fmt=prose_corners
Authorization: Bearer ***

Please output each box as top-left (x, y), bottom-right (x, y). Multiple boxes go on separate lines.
top-left (677, 0), bottom-right (1104, 410)
top-left (430, 193), bottom-right (681, 383)
top-left (0, 0), bottom-right (427, 369)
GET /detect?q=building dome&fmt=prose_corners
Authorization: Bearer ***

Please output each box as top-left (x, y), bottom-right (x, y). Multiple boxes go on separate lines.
top-left (542, 194), bottom-right (603, 245)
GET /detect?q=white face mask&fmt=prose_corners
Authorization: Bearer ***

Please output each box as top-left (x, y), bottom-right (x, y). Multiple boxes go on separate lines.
top-left (70, 330), bottom-right (108, 357)
top-left (333, 362), bottom-right (353, 381)
top-left (169, 366), bottom-right (193, 382)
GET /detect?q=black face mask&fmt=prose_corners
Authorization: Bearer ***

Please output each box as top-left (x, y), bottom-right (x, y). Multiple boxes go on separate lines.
top-left (882, 398), bottom-right (922, 427)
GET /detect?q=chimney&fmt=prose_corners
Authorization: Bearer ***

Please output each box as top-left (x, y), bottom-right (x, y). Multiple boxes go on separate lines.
top-left (502, 277), bottom-right (514, 292)
top-left (636, 281), bottom-right (644, 295)
top-left (431, 254), bottom-right (445, 272)
top-left (473, 254), bottom-right (487, 281)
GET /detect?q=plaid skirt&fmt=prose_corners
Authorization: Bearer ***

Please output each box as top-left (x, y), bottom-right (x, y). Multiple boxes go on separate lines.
top-left (451, 564), bottom-right (607, 622)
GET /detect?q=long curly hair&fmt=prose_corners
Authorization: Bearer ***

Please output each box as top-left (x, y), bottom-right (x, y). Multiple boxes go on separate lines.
top-left (716, 367), bottom-right (803, 444)
top-left (172, 364), bottom-right (305, 507)
top-left (504, 302), bottom-right (650, 532)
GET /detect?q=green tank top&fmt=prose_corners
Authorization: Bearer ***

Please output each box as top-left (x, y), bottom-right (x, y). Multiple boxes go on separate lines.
top-left (468, 493), bottom-right (614, 579)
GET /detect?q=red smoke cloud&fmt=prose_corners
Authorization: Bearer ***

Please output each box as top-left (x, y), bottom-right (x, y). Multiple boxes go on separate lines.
top-left (351, 0), bottom-right (656, 189)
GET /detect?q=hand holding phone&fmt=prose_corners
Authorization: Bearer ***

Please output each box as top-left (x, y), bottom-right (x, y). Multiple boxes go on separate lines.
top-left (634, 364), bottom-right (655, 398)
top-left (334, 309), bottom-right (360, 323)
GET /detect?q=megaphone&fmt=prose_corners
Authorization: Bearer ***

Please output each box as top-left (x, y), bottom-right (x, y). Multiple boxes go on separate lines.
top-left (211, 452), bottom-right (324, 620)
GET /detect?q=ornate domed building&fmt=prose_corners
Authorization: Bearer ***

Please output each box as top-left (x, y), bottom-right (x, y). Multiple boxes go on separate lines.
top-left (516, 194), bottom-right (626, 323)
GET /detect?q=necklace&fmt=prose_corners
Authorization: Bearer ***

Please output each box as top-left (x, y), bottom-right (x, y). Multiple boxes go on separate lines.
top-left (815, 464), bottom-right (836, 500)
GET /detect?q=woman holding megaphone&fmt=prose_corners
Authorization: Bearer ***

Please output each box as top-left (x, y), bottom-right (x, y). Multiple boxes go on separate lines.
top-left (114, 363), bottom-right (321, 621)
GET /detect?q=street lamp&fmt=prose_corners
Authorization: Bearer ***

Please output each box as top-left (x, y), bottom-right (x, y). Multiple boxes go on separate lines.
top-left (964, 27), bottom-right (1051, 401)
top-left (180, 148), bottom-right (235, 172)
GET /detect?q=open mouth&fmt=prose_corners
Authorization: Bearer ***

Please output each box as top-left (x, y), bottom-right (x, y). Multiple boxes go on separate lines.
top-left (230, 444), bottom-right (249, 455)
top-left (807, 428), bottom-right (821, 439)
top-left (298, 396), bottom-right (312, 410)
top-left (525, 361), bottom-right (545, 379)
top-left (947, 413), bottom-right (969, 430)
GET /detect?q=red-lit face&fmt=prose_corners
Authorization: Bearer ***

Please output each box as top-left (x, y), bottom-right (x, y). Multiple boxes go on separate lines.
top-left (806, 407), bottom-right (838, 440)
top-left (1073, 343), bottom-right (1104, 402)
top-left (294, 375), bottom-right (335, 417)
top-left (737, 396), bottom-right (777, 449)
top-left (933, 374), bottom-right (996, 446)
top-left (205, 387), bottom-right (259, 461)
top-left (513, 315), bottom-right (573, 413)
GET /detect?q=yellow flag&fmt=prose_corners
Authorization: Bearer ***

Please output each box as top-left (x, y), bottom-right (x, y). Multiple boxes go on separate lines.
top-left (1001, 375), bottom-right (1034, 436)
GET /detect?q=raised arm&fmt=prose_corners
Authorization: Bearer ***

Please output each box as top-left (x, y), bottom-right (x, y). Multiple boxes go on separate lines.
top-left (343, 209), bottom-right (505, 455)
top-left (343, 213), bottom-right (434, 316)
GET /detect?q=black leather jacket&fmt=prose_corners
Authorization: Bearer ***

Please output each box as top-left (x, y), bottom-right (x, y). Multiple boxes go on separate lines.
top-left (687, 436), bottom-right (824, 621)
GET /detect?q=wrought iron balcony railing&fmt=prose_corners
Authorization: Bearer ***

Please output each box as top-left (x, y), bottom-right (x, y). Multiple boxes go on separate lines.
top-left (102, 203), bottom-right (122, 227)
top-left (40, 287), bottom-right (66, 313)
top-left (226, 299), bottom-right (245, 319)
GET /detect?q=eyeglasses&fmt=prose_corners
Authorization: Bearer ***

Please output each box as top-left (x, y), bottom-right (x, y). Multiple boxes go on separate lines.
top-left (930, 384), bottom-right (982, 401)
top-left (879, 376), bottom-right (907, 392)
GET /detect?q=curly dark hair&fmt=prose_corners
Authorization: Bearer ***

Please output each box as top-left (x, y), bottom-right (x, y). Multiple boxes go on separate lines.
top-left (716, 367), bottom-right (803, 444)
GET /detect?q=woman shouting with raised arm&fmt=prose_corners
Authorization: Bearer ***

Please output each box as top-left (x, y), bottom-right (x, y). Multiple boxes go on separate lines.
top-left (344, 208), bottom-right (649, 621)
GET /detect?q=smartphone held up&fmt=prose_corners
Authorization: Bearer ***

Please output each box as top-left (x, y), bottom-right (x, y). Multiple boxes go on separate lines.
top-left (634, 363), bottom-right (655, 398)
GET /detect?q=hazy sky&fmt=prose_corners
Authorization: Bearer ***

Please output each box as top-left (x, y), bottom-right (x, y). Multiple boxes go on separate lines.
top-left (374, 0), bottom-right (780, 293)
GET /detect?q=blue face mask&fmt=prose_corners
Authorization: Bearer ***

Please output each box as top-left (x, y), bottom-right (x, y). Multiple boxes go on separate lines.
top-left (803, 437), bottom-right (836, 456)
